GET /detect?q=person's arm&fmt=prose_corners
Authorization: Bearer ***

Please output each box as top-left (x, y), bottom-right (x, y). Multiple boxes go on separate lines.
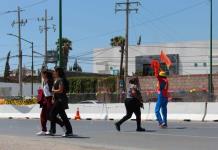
top-left (52, 80), bottom-right (64, 94)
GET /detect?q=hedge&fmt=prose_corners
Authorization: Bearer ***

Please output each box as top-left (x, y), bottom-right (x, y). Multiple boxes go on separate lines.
top-left (68, 76), bottom-right (117, 93)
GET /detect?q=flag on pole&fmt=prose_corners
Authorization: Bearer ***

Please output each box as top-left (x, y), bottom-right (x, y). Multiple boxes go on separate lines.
top-left (160, 50), bottom-right (172, 68)
top-left (150, 59), bottom-right (160, 77)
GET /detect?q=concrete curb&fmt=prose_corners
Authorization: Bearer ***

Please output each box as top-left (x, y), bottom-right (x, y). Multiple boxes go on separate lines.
top-left (0, 102), bottom-right (216, 121)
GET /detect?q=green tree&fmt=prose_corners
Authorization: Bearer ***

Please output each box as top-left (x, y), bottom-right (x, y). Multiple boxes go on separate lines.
top-left (4, 51), bottom-right (11, 80)
top-left (56, 37), bottom-right (72, 70)
top-left (110, 36), bottom-right (125, 79)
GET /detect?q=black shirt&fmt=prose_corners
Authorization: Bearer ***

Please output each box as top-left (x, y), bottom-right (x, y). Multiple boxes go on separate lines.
top-left (53, 78), bottom-right (69, 109)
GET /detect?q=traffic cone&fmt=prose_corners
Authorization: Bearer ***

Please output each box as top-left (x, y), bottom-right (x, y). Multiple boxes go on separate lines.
top-left (74, 107), bottom-right (81, 120)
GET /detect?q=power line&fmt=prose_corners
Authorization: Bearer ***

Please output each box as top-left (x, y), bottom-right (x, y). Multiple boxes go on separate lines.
top-left (70, 0), bottom-right (208, 44)
top-left (22, 0), bottom-right (48, 9)
top-left (132, 0), bottom-right (208, 28)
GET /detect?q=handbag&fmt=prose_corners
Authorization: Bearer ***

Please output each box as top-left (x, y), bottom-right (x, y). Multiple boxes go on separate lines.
top-left (37, 88), bottom-right (45, 105)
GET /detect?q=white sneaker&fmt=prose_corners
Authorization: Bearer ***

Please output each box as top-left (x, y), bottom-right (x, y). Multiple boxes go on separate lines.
top-left (36, 131), bottom-right (46, 136)
top-left (45, 131), bottom-right (51, 135)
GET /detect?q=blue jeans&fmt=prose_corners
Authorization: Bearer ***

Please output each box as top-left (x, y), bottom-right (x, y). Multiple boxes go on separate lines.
top-left (155, 95), bottom-right (168, 125)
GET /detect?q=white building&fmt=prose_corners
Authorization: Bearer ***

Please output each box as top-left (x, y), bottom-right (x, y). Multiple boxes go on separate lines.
top-left (93, 40), bottom-right (218, 75)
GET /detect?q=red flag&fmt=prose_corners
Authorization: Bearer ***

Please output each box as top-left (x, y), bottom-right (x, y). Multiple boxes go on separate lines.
top-left (160, 50), bottom-right (172, 68)
top-left (150, 60), bottom-right (160, 77)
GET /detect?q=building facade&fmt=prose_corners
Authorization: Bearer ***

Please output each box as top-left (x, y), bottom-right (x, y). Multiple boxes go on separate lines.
top-left (93, 40), bottom-right (218, 76)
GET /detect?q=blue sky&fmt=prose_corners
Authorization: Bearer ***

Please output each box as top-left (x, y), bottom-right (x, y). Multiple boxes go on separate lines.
top-left (0, 0), bottom-right (217, 75)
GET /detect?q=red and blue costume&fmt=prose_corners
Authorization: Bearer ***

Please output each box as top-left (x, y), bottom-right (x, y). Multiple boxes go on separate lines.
top-left (155, 72), bottom-right (169, 127)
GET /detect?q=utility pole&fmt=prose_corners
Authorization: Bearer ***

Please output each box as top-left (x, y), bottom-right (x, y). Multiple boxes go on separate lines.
top-left (209, 0), bottom-right (213, 100)
top-left (202, 0), bottom-right (213, 122)
top-left (11, 6), bottom-right (27, 97)
top-left (59, 0), bottom-right (63, 68)
top-left (115, 0), bottom-right (140, 89)
top-left (38, 9), bottom-right (55, 68)
top-left (31, 42), bottom-right (34, 98)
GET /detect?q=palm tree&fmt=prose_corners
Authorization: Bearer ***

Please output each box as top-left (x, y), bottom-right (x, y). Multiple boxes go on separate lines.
top-left (110, 36), bottom-right (125, 79)
top-left (56, 37), bottom-right (72, 71)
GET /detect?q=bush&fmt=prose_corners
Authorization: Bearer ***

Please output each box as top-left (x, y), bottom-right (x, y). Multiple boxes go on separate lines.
top-left (68, 77), bottom-right (98, 93)
top-left (0, 99), bottom-right (5, 105)
top-left (4, 99), bottom-right (37, 105)
top-left (0, 97), bottom-right (37, 105)
top-left (97, 76), bottom-right (117, 92)
top-left (68, 76), bottom-right (117, 93)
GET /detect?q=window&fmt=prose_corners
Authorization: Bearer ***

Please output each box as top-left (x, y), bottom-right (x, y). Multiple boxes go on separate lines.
top-left (194, 63), bottom-right (198, 67)
top-left (143, 64), bottom-right (153, 76)
top-left (203, 62), bottom-right (207, 67)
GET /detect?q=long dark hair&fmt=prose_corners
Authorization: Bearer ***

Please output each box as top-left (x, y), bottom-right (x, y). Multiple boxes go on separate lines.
top-left (42, 70), bottom-right (54, 92)
top-left (54, 67), bottom-right (69, 93)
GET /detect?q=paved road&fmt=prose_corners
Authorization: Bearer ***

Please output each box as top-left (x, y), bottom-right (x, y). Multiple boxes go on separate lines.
top-left (0, 119), bottom-right (218, 150)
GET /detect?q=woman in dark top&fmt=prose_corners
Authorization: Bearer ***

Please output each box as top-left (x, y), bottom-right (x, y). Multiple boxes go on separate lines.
top-left (115, 78), bottom-right (145, 132)
top-left (50, 67), bottom-right (73, 137)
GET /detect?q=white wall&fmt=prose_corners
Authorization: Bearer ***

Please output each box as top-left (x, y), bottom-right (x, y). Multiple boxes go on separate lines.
top-left (0, 82), bottom-right (41, 96)
top-left (93, 40), bottom-right (218, 75)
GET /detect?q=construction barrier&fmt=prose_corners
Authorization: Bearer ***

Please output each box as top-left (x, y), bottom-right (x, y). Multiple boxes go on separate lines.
top-left (204, 103), bottom-right (218, 121)
top-left (0, 102), bottom-right (215, 121)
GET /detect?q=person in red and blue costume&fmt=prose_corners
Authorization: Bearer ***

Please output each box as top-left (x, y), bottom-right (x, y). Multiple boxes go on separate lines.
top-left (155, 71), bottom-right (169, 128)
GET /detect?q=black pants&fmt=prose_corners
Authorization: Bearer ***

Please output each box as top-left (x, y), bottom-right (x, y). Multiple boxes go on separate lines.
top-left (117, 98), bottom-right (142, 129)
top-left (50, 101), bottom-right (73, 134)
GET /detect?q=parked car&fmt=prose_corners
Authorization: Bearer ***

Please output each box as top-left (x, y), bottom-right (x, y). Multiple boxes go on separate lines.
top-left (78, 100), bottom-right (103, 104)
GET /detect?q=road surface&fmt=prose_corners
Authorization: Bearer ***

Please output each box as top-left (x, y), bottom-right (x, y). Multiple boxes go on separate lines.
top-left (0, 119), bottom-right (218, 150)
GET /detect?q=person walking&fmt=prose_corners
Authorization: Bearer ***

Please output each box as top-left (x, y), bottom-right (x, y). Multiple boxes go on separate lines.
top-left (115, 77), bottom-right (145, 132)
top-left (36, 70), bottom-right (65, 135)
top-left (155, 71), bottom-right (169, 128)
top-left (50, 67), bottom-right (73, 137)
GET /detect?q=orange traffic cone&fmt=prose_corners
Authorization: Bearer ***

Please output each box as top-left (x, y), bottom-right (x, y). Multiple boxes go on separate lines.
top-left (74, 107), bottom-right (81, 120)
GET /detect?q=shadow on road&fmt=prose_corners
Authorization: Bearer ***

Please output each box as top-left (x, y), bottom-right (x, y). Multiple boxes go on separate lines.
top-left (166, 127), bottom-right (187, 130)
top-left (46, 134), bottom-right (90, 139)
top-left (124, 130), bottom-right (156, 133)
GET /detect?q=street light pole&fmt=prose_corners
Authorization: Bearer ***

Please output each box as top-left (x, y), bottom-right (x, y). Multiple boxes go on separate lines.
top-left (59, 0), bottom-right (63, 68)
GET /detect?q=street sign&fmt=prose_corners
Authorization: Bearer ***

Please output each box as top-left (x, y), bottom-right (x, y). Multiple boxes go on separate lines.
top-left (47, 50), bottom-right (58, 63)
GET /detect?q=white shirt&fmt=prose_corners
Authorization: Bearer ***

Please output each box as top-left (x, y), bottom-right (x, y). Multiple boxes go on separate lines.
top-left (43, 83), bottom-right (52, 97)
top-left (127, 84), bottom-right (136, 98)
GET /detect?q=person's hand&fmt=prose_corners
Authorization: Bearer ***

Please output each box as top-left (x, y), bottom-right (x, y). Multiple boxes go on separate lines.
top-left (52, 97), bottom-right (55, 104)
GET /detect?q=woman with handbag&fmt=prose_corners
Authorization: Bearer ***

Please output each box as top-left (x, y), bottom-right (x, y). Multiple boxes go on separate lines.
top-left (36, 70), bottom-right (65, 135)
top-left (50, 67), bottom-right (73, 137)
top-left (115, 77), bottom-right (145, 132)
